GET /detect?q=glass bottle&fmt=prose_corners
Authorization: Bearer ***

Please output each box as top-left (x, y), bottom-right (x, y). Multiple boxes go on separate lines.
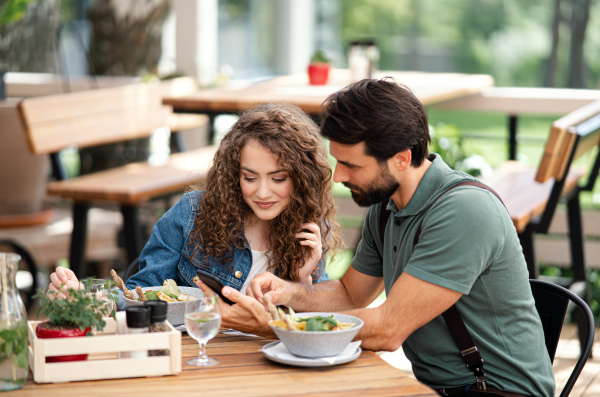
top-left (0, 253), bottom-right (28, 391)
top-left (365, 40), bottom-right (380, 78)
top-left (348, 41), bottom-right (369, 82)
top-left (144, 300), bottom-right (168, 356)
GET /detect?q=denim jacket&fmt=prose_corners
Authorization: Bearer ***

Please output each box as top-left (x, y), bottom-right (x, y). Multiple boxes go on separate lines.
top-left (125, 191), bottom-right (329, 292)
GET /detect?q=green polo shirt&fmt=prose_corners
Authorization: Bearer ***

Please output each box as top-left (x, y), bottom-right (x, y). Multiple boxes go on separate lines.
top-left (352, 154), bottom-right (554, 397)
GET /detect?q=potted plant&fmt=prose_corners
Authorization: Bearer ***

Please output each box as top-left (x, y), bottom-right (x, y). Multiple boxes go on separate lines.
top-left (33, 279), bottom-right (117, 362)
top-left (307, 50), bottom-right (331, 85)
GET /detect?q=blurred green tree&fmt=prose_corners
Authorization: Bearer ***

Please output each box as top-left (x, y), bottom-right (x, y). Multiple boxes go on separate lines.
top-left (338, 0), bottom-right (599, 88)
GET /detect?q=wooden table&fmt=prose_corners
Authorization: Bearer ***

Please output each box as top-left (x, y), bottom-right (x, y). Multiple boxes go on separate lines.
top-left (16, 331), bottom-right (438, 396)
top-left (163, 69), bottom-right (494, 143)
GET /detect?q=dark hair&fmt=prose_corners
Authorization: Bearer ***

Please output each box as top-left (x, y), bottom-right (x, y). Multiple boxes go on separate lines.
top-left (320, 77), bottom-right (431, 166)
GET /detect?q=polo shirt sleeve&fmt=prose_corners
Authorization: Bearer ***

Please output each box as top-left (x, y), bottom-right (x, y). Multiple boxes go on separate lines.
top-left (350, 204), bottom-right (385, 278)
top-left (404, 187), bottom-right (509, 294)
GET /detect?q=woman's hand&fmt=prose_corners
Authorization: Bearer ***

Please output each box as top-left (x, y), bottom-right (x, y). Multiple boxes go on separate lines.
top-left (48, 266), bottom-right (83, 299)
top-left (296, 222), bottom-right (322, 284)
top-left (246, 271), bottom-right (294, 308)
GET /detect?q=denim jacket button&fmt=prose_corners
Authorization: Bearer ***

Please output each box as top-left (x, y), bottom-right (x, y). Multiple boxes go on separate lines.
top-left (234, 271), bottom-right (242, 279)
top-left (192, 276), bottom-right (199, 284)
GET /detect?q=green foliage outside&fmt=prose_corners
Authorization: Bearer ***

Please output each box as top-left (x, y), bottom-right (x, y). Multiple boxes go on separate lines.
top-left (339, 0), bottom-right (600, 89)
top-left (0, 0), bottom-right (35, 26)
top-left (587, 271), bottom-right (600, 325)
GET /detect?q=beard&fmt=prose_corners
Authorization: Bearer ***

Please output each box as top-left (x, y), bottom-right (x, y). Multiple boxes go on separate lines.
top-left (344, 165), bottom-right (399, 207)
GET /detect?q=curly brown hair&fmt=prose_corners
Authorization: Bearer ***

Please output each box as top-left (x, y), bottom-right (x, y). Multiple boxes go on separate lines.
top-left (190, 103), bottom-right (342, 282)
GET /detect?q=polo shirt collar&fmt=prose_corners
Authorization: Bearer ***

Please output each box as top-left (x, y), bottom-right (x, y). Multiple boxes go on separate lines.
top-left (385, 153), bottom-right (450, 217)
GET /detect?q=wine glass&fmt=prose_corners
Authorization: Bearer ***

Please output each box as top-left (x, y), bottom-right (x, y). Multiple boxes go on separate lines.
top-left (85, 279), bottom-right (115, 317)
top-left (184, 295), bottom-right (222, 367)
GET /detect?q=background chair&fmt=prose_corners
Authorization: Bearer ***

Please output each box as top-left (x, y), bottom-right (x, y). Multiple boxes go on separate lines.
top-left (0, 239), bottom-right (39, 312)
top-left (123, 256), bottom-right (140, 282)
top-left (481, 100), bottom-right (600, 352)
top-left (530, 279), bottom-right (595, 397)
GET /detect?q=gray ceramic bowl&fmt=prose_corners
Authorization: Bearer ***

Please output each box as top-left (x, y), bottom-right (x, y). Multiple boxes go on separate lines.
top-left (123, 286), bottom-right (204, 326)
top-left (269, 312), bottom-right (363, 358)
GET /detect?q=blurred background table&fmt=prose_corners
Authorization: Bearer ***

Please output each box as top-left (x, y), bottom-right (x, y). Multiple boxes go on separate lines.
top-left (163, 69), bottom-right (494, 144)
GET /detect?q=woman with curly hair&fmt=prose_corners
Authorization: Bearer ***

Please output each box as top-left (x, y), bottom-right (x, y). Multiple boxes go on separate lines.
top-left (48, 103), bottom-right (342, 299)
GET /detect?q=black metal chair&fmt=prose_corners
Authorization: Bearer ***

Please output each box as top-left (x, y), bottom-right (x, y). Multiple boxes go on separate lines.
top-left (530, 279), bottom-right (595, 397)
top-left (123, 256), bottom-right (140, 282)
top-left (0, 239), bottom-right (38, 312)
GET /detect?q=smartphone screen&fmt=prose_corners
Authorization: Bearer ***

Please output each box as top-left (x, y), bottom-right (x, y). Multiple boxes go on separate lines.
top-left (195, 269), bottom-right (235, 305)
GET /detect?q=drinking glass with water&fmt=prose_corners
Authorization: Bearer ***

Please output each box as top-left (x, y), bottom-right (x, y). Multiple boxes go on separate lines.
top-left (184, 295), bottom-right (221, 367)
top-left (85, 279), bottom-right (115, 316)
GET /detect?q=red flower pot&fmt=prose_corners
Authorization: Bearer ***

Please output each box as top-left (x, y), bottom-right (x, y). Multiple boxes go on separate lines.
top-left (308, 63), bottom-right (331, 85)
top-left (35, 323), bottom-right (90, 363)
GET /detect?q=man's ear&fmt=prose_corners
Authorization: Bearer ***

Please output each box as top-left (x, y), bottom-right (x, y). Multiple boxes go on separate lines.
top-left (393, 149), bottom-right (412, 171)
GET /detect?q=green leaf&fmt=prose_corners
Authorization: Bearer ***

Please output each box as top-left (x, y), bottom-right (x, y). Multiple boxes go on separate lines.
top-left (300, 315), bottom-right (338, 331)
top-left (161, 279), bottom-right (181, 297)
top-left (14, 345), bottom-right (28, 370)
top-left (32, 277), bottom-right (117, 332)
top-left (144, 290), bottom-right (159, 300)
top-left (321, 316), bottom-right (338, 330)
top-left (310, 50), bottom-right (330, 64)
top-left (305, 318), bottom-right (321, 332)
top-left (4, 340), bottom-right (13, 357)
top-left (164, 292), bottom-right (178, 300)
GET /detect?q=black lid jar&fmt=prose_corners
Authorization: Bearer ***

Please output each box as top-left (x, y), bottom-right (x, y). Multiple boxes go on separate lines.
top-left (144, 300), bottom-right (168, 324)
top-left (125, 306), bottom-right (150, 330)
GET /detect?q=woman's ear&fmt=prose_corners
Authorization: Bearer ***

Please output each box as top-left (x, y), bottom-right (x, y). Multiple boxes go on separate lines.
top-left (392, 149), bottom-right (412, 171)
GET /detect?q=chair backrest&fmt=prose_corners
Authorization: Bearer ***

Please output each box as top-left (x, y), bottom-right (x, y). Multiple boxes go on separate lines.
top-left (533, 99), bottom-right (600, 232)
top-left (17, 77), bottom-right (199, 156)
top-left (530, 279), bottom-right (595, 397)
top-left (123, 256), bottom-right (140, 282)
top-left (536, 99), bottom-right (600, 183)
top-left (0, 239), bottom-right (39, 312)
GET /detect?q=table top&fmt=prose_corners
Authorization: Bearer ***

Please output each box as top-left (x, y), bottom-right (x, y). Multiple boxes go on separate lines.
top-left (17, 331), bottom-right (438, 396)
top-left (163, 69), bottom-right (495, 115)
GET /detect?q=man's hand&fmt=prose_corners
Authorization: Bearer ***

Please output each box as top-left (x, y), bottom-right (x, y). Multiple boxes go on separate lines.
top-left (296, 222), bottom-right (323, 284)
top-left (195, 279), bottom-right (274, 337)
top-left (48, 266), bottom-right (83, 299)
top-left (245, 271), bottom-right (296, 307)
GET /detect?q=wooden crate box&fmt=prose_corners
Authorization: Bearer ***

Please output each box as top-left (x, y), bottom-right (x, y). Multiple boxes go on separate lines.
top-left (28, 318), bottom-right (181, 383)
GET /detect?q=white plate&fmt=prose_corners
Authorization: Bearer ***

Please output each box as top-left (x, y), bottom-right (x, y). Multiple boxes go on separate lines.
top-left (261, 341), bottom-right (361, 368)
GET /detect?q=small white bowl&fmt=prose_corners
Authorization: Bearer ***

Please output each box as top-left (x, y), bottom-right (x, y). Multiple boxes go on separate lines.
top-left (269, 312), bottom-right (363, 358)
top-left (123, 286), bottom-right (204, 326)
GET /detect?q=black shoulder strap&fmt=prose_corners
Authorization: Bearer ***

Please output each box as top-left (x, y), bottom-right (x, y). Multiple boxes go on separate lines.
top-left (379, 181), bottom-right (505, 248)
top-left (378, 180), bottom-right (505, 389)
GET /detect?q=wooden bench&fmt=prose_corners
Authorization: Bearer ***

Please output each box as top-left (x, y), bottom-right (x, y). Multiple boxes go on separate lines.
top-left (17, 77), bottom-right (215, 278)
top-left (480, 100), bottom-right (600, 352)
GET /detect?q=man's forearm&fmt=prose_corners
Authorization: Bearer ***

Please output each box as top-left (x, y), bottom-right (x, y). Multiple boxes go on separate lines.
top-left (288, 279), bottom-right (357, 312)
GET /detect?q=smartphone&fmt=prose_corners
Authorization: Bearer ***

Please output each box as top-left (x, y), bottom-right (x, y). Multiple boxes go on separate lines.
top-left (195, 268), bottom-right (235, 305)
